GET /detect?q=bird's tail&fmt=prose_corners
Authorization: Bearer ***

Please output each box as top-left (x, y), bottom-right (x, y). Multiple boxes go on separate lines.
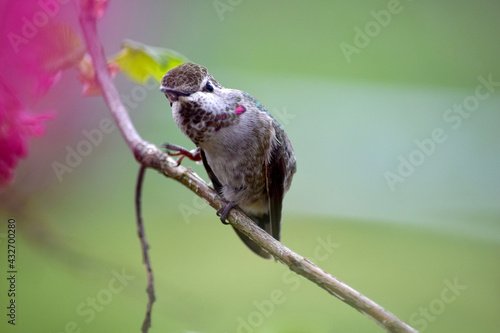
top-left (232, 213), bottom-right (274, 259)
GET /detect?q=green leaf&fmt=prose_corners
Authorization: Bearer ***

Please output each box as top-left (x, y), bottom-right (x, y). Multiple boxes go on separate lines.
top-left (111, 39), bottom-right (189, 83)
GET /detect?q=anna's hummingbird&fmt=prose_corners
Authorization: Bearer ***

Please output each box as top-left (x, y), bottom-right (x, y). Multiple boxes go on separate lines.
top-left (160, 62), bottom-right (296, 259)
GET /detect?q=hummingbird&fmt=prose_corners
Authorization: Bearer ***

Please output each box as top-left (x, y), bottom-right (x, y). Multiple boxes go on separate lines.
top-left (160, 62), bottom-right (296, 259)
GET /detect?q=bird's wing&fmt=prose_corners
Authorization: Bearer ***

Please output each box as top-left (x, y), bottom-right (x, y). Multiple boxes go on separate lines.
top-left (200, 148), bottom-right (223, 194)
top-left (201, 148), bottom-right (272, 259)
top-left (266, 139), bottom-right (287, 242)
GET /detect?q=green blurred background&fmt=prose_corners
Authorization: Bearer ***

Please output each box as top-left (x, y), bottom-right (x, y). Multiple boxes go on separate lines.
top-left (1, 0), bottom-right (500, 332)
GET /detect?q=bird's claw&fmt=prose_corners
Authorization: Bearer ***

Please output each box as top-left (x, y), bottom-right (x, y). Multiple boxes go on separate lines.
top-left (163, 143), bottom-right (201, 166)
top-left (217, 202), bottom-right (236, 225)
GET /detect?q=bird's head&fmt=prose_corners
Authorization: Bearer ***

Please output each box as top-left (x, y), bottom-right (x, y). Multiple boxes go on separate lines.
top-left (160, 62), bottom-right (222, 104)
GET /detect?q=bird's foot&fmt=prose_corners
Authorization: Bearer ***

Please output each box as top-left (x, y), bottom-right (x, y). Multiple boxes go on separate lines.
top-left (163, 143), bottom-right (201, 166)
top-left (217, 202), bottom-right (236, 225)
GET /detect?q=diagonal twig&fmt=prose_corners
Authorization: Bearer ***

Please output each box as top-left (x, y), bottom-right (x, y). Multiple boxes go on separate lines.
top-left (134, 144), bottom-right (418, 333)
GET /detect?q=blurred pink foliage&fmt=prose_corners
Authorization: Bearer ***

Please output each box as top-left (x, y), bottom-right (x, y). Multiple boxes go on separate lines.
top-left (0, 82), bottom-right (55, 186)
top-left (77, 54), bottom-right (120, 97)
top-left (80, 0), bottom-right (109, 19)
top-left (0, 0), bottom-right (109, 188)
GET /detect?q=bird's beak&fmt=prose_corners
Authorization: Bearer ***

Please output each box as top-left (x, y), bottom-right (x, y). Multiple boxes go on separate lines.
top-left (160, 86), bottom-right (193, 97)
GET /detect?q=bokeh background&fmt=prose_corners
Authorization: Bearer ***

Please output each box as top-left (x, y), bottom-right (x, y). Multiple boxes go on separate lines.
top-left (1, 0), bottom-right (500, 332)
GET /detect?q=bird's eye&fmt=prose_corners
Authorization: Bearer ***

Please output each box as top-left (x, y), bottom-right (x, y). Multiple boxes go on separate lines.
top-left (205, 81), bottom-right (214, 92)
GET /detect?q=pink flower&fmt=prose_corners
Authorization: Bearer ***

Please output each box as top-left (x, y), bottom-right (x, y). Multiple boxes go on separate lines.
top-left (0, 1), bottom-right (106, 188)
top-left (0, 81), bottom-right (54, 187)
top-left (0, 0), bottom-right (112, 188)
top-left (1, 2), bottom-right (82, 99)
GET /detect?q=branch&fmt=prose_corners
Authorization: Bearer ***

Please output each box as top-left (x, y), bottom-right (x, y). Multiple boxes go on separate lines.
top-left (79, 7), bottom-right (417, 333)
top-left (79, 5), bottom-right (142, 150)
top-left (135, 165), bottom-right (155, 333)
top-left (134, 144), bottom-right (418, 333)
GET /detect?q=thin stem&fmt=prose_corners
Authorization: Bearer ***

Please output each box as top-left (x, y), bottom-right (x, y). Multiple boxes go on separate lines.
top-left (135, 165), bottom-right (156, 333)
top-left (79, 6), bottom-right (142, 151)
